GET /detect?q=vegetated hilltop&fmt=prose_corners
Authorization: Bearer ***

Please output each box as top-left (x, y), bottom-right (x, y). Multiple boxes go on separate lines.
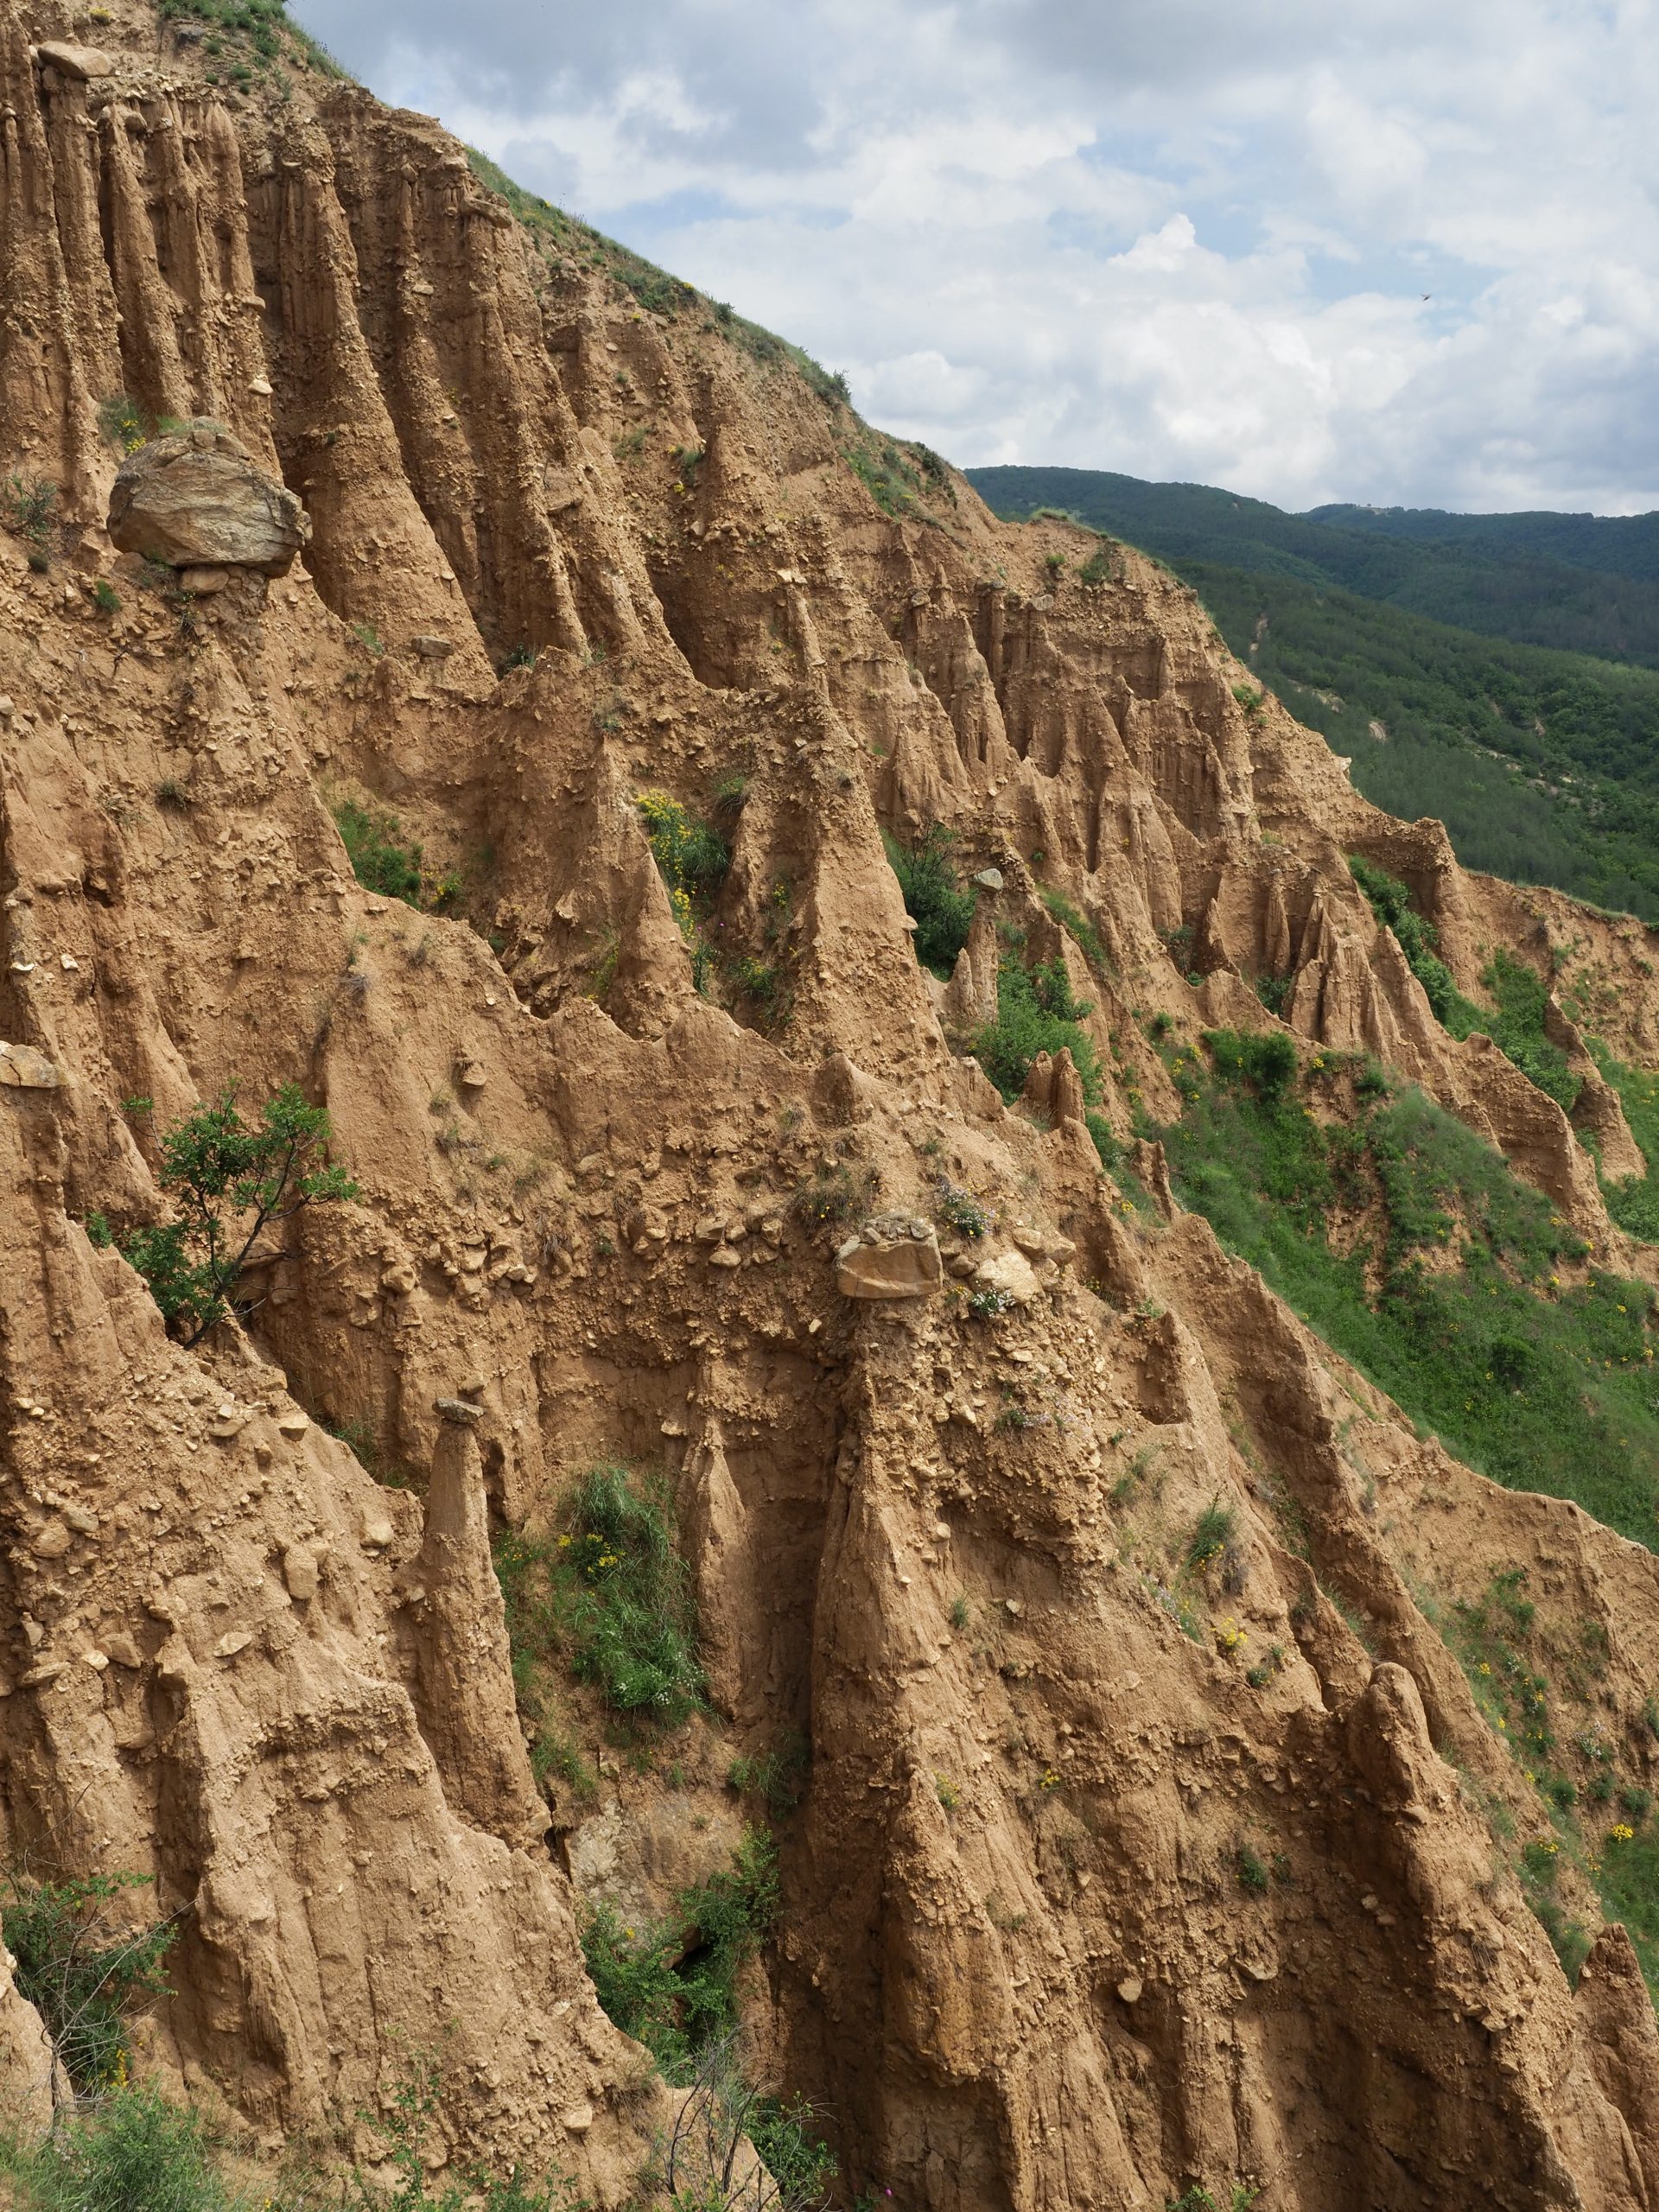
top-left (971, 463), bottom-right (1659, 922)
top-left (7, 5), bottom-right (1659, 2210)
top-left (1312, 501), bottom-right (1659, 588)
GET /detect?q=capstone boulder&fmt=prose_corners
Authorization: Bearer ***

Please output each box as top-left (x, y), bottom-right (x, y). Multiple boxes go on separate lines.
top-left (0, 1043), bottom-right (60, 1089)
top-left (108, 423), bottom-right (310, 576)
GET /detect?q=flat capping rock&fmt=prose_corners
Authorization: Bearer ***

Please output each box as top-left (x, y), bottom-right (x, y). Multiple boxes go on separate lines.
top-left (434, 1396), bottom-right (484, 1426)
top-left (0, 1042), bottom-right (60, 1090)
top-left (32, 41), bottom-right (115, 79)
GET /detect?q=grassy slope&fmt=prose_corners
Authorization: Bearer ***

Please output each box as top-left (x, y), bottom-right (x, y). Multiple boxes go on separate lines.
top-left (1147, 1031), bottom-right (1659, 1985)
top-left (1161, 1049), bottom-right (1659, 1544)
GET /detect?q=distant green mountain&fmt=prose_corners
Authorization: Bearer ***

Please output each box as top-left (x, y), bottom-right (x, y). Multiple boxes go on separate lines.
top-left (964, 464), bottom-right (1659, 922)
top-left (966, 466), bottom-right (1659, 665)
top-left (1312, 504), bottom-right (1659, 586)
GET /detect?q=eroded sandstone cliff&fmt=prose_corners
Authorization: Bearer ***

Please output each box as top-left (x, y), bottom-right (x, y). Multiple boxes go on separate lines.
top-left (5, 4), bottom-right (1659, 2208)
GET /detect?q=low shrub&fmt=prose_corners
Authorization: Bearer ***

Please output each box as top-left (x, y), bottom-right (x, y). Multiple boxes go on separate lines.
top-left (96, 391), bottom-right (148, 455)
top-left (1235, 1846), bottom-right (1269, 1895)
top-left (728, 1734), bottom-right (810, 1817)
top-left (933, 1178), bottom-right (992, 1238)
top-left (497, 1466), bottom-right (703, 1734)
top-left (2, 472), bottom-right (57, 553)
top-left (883, 826), bottom-right (976, 980)
top-left (334, 798), bottom-right (424, 903)
top-left (581, 1829), bottom-right (779, 2082)
top-left (793, 1160), bottom-right (877, 1225)
top-left (973, 954), bottom-right (1102, 1104)
top-left (638, 791), bottom-right (730, 929)
top-left (2, 1872), bottom-right (175, 2091)
top-left (655, 2037), bottom-right (836, 2211)
top-left (1206, 1028), bottom-right (1296, 1103)
top-left (1186, 1501), bottom-right (1237, 1573)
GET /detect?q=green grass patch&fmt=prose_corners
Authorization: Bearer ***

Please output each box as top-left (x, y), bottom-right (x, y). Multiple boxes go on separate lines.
top-left (1039, 886), bottom-right (1110, 973)
top-left (974, 947), bottom-right (1102, 1104)
top-left (842, 430), bottom-right (939, 517)
top-left (494, 1465), bottom-right (703, 1738)
top-left (1588, 1042), bottom-right (1659, 1238)
top-left (1348, 856), bottom-right (1473, 1028)
top-left (0, 2085), bottom-right (234, 2212)
top-left (157, 0), bottom-right (347, 80)
top-left (1596, 1820), bottom-right (1659, 1989)
top-left (728, 1732), bottom-right (811, 1817)
top-left (1159, 1040), bottom-right (1659, 1545)
top-left (1470, 950), bottom-right (1580, 1110)
top-left (1433, 1570), bottom-right (1659, 1991)
top-left (333, 798), bottom-right (461, 909)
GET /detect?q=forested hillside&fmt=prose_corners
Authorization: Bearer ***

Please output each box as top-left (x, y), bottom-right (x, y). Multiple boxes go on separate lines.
top-left (969, 464), bottom-right (1659, 918)
top-left (1315, 501), bottom-right (1659, 584)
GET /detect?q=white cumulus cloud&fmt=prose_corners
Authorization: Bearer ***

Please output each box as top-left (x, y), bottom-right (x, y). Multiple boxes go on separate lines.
top-left (293, 0), bottom-right (1659, 512)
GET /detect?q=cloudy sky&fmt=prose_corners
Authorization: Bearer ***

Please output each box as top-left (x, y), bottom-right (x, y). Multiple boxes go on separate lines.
top-left (292, 0), bottom-right (1659, 516)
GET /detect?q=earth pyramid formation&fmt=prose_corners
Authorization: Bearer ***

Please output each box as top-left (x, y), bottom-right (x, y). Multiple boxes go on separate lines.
top-left (4, 3), bottom-right (1659, 2207)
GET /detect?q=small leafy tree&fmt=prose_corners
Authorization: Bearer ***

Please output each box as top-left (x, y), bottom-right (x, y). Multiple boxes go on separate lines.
top-left (1, 1872), bottom-right (177, 2095)
top-left (117, 1084), bottom-right (358, 1344)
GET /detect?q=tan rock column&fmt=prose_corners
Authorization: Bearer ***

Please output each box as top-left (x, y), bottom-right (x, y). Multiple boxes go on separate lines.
top-left (413, 1397), bottom-right (546, 1848)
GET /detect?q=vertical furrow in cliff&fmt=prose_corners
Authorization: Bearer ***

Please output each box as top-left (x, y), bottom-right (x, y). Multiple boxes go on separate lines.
top-left (0, 26), bottom-right (103, 498)
top-left (243, 111), bottom-right (490, 671)
top-left (315, 98), bottom-right (583, 659)
top-left (35, 70), bottom-right (123, 491)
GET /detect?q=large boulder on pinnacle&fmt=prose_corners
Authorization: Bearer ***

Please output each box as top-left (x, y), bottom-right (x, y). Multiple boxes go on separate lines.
top-left (108, 420), bottom-right (310, 576)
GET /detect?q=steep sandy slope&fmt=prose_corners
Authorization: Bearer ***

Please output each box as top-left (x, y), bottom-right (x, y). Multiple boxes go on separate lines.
top-left (5, 4), bottom-right (1659, 2208)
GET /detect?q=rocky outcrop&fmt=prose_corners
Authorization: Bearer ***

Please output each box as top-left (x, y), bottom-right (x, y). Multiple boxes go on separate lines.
top-left (107, 423), bottom-right (310, 575)
top-left (836, 1219), bottom-right (944, 1299)
top-left (0, 1948), bottom-right (56, 2135)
